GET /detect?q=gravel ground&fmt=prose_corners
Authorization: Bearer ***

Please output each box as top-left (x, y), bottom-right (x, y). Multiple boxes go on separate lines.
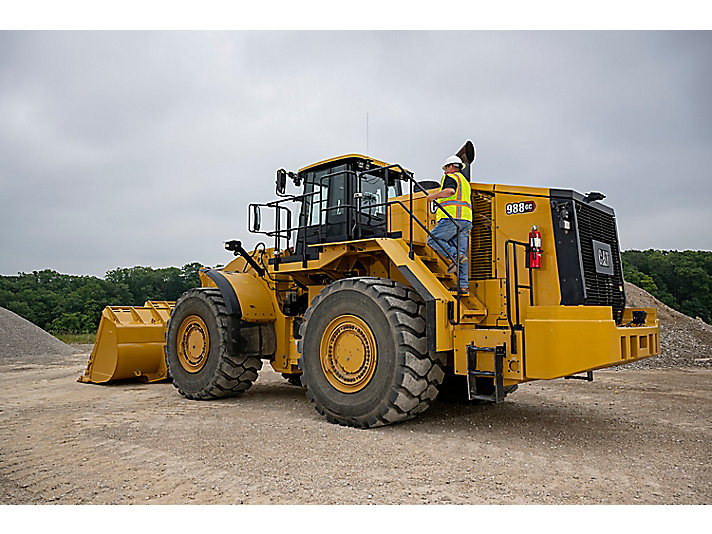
top-left (1, 350), bottom-right (710, 505)
top-left (1, 286), bottom-right (711, 505)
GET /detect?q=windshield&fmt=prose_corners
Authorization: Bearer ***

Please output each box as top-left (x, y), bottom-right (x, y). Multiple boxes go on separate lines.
top-left (302, 164), bottom-right (348, 227)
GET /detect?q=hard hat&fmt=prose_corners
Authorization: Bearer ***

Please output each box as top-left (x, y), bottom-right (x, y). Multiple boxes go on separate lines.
top-left (442, 155), bottom-right (465, 170)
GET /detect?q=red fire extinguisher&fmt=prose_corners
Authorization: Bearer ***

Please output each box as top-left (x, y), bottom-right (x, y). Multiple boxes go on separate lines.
top-left (529, 226), bottom-right (542, 268)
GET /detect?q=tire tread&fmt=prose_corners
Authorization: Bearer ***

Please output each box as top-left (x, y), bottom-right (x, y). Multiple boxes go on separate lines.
top-left (298, 278), bottom-right (444, 428)
top-left (165, 288), bottom-right (262, 400)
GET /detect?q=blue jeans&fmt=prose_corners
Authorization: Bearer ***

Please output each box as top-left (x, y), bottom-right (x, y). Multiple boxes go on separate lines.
top-left (427, 218), bottom-right (472, 289)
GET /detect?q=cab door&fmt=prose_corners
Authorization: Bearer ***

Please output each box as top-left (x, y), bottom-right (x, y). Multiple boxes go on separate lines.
top-left (296, 163), bottom-right (349, 254)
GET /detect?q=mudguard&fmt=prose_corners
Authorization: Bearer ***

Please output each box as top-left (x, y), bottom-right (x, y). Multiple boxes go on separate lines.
top-left (202, 269), bottom-right (277, 321)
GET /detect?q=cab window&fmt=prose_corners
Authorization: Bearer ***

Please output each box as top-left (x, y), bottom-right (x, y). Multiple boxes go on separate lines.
top-left (302, 164), bottom-right (348, 227)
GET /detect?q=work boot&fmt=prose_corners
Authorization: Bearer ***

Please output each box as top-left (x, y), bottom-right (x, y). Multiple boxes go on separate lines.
top-left (448, 286), bottom-right (469, 296)
top-left (447, 254), bottom-right (467, 274)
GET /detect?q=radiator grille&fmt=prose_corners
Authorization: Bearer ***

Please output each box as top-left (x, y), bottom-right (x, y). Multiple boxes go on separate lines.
top-left (470, 191), bottom-right (495, 279)
top-left (575, 201), bottom-right (626, 322)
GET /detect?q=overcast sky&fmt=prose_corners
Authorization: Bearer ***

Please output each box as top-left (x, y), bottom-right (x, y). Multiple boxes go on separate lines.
top-left (0, 31), bottom-right (710, 277)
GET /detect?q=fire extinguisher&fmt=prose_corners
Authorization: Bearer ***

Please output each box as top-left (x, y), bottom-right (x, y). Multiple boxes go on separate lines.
top-left (529, 226), bottom-right (542, 268)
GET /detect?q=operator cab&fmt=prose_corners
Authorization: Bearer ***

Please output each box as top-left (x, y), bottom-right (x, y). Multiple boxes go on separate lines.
top-left (294, 155), bottom-right (402, 256)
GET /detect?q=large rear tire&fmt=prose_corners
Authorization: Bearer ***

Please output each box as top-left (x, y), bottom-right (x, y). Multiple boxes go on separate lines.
top-left (165, 288), bottom-right (263, 400)
top-left (298, 278), bottom-right (444, 428)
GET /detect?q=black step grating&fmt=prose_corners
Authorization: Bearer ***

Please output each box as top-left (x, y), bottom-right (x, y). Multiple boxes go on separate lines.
top-left (575, 201), bottom-right (626, 322)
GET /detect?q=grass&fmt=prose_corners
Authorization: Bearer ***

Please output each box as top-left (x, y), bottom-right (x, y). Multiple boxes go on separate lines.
top-left (54, 332), bottom-right (96, 344)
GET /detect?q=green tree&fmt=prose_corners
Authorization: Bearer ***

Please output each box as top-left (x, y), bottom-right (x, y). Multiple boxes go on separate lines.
top-left (622, 250), bottom-right (712, 324)
top-left (0, 262), bottom-right (202, 334)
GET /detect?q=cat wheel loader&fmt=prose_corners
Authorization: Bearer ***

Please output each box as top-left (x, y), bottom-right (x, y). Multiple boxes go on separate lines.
top-left (79, 141), bottom-right (660, 428)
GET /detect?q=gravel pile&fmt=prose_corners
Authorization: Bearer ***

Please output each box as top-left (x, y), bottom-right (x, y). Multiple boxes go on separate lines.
top-left (621, 282), bottom-right (712, 370)
top-left (0, 307), bottom-right (77, 362)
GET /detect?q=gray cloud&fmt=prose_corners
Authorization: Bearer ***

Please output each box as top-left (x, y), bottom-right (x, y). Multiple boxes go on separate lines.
top-left (1, 31), bottom-right (710, 276)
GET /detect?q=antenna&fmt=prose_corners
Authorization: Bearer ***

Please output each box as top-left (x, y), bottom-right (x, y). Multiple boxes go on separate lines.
top-left (366, 112), bottom-right (369, 155)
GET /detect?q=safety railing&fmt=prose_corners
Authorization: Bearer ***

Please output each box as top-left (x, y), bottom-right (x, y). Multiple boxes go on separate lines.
top-left (249, 162), bottom-right (467, 322)
top-left (504, 239), bottom-right (534, 355)
top-left (249, 168), bottom-right (359, 268)
top-left (358, 164), bottom-right (466, 323)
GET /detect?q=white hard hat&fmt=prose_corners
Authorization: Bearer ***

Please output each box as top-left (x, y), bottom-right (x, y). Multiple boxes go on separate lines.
top-left (442, 155), bottom-right (465, 170)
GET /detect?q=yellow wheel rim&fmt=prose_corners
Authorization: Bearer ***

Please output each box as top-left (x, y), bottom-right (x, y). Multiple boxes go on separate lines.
top-left (177, 315), bottom-right (210, 373)
top-left (320, 315), bottom-right (377, 393)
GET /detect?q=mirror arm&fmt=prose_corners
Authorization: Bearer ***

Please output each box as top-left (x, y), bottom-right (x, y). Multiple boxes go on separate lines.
top-left (224, 240), bottom-right (265, 277)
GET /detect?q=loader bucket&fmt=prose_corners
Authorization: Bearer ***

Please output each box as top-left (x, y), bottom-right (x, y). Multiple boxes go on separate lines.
top-left (78, 301), bottom-right (175, 384)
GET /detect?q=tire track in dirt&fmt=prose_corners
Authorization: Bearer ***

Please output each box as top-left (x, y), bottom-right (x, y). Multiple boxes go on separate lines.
top-left (1, 356), bottom-right (710, 504)
top-left (1, 404), bottom-right (254, 503)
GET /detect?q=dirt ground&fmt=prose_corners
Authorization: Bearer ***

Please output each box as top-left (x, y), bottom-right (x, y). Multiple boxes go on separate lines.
top-left (1, 348), bottom-right (710, 505)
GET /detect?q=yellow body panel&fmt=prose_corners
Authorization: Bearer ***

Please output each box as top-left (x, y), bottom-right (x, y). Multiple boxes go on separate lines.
top-left (471, 279), bottom-right (508, 327)
top-left (523, 306), bottom-right (659, 379)
top-left (451, 327), bottom-right (523, 384)
top-left (201, 271), bottom-right (277, 321)
top-left (272, 314), bottom-right (300, 373)
top-left (450, 306), bottom-right (659, 382)
top-left (490, 185), bottom-right (562, 307)
top-left (388, 191), bottom-right (432, 246)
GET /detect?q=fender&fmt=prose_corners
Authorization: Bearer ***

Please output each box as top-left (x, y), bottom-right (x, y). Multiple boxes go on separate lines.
top-left (203, 270), bottom-right (277, 322)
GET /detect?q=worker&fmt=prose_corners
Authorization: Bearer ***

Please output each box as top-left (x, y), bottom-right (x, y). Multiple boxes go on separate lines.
top-left (426, 155), bottom-right (472, 296)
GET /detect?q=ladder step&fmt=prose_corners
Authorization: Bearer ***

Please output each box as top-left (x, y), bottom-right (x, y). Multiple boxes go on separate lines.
top-left (469, 394), bottom-right (498, 402)
top-left (460, 303), bottom-right (487, 316)
top-left (467, 344), bottom-right (508, 403)
top-left (469, 370), bottom-right (495, 378)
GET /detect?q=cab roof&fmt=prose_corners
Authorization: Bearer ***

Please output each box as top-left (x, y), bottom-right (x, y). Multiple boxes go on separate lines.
top-left (298, 154), bottom-right (404, 174)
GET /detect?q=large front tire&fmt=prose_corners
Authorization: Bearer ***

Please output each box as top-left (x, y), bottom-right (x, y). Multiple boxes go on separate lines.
top-left (298, 278), bottom-right (444, 428)
top-left (165, 288), bottom-right (263, 399)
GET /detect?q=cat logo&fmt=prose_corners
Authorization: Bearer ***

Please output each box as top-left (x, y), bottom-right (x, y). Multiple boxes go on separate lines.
top-left (598, 248), bottom-right (610, 267)
top-left (592, 240), bottom-right (614, 275)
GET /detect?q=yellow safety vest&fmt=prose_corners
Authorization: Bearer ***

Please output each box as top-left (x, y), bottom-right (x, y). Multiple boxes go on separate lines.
top-left (436, 171), bottom-right (472, 221)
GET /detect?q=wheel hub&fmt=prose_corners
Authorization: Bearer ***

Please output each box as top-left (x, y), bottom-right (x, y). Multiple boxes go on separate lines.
top-left (320, 315), bottom-right (377, 393)
top-left (177, 315), bottom-right (210, 373)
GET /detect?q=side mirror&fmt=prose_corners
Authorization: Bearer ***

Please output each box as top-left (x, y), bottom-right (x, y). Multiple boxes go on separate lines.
top-left (249, 204), bottom-right (262, 232)
top-left (276, 169), bottom-right (287, 195)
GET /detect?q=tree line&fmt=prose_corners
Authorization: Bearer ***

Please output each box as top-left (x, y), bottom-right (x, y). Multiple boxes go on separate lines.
top-left (621, 250), bottom-right (712, 324)
top-left (0, 263), bottom-right (202, 334)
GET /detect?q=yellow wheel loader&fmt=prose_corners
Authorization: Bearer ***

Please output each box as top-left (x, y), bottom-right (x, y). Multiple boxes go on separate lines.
top-left (80, 141), bottom-right (660, 428)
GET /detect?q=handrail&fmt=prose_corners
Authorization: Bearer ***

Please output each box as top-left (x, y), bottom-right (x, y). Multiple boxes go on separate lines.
top-left (358, 163), bottom-right (462, 258)
top-left (358, 164), bottom-right (465, 322)
top-left (504, 239), bottom-right (534, 355)
top-left (249, 162), bottom-right (468, 322)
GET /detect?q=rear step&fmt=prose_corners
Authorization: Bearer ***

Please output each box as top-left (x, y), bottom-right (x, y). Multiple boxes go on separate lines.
top-left (466, 343), bottom-right (517, 403)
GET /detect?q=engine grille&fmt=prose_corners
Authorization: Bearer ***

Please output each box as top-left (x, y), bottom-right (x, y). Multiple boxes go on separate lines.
top-left (575, 201), bottom-right (626, 322)
top-left (470, 191), bottom-right (495, 279)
